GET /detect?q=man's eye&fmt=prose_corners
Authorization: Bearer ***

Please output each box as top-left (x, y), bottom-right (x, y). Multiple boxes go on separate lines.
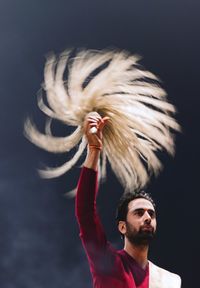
top-left (136, 210), bottom-right (144, 216)
top-left (149, 211), bottom-right (155, 218)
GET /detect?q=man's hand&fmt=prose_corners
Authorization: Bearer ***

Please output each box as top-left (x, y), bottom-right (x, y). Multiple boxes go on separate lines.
top-left (83, 112), bottom-right (109, 170)
top-left (84, 112), bottom-right (109, 151)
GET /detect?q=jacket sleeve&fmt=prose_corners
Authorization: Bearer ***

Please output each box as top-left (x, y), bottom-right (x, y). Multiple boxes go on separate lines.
top-left (75, 167), bottom-right (115, 271)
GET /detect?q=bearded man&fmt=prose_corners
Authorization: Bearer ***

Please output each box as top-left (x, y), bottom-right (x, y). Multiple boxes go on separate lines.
top-left (75, 114), bottom-right (181, 288)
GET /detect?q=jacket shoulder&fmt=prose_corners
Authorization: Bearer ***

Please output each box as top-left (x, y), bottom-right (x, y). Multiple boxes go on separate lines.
top-left (149, 261), bottom-right (181, 288)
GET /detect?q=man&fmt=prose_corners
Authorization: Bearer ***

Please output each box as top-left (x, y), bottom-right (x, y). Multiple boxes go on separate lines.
top-left (75, 114), bottom-right (181, 288)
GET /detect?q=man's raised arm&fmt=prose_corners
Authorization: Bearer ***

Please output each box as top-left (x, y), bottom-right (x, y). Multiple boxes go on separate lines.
top-left (75, 113), bottom-right (110, 264)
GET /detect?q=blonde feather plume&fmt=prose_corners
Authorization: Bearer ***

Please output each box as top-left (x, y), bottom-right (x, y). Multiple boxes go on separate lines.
top-left (24, 48), bottom-right (181, 193)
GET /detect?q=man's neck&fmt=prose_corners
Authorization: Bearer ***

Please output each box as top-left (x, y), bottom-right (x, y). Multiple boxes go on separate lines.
top-left (124, 239), bottom-right (149, 270)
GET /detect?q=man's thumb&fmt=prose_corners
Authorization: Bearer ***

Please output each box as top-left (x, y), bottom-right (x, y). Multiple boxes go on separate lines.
top-left (99, 116), bottom-right (110, 130)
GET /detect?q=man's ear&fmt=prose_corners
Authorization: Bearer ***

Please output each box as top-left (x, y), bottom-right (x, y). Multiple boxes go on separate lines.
top-left (118, 221), bottom-right (126, 236)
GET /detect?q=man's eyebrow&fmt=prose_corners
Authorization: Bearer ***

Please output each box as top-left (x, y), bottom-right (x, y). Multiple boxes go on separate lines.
top-left (131, 208), bottom-right (155, 213)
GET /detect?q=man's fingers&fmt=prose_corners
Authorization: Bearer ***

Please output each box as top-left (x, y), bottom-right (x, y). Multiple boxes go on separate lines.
top-left (84, 118), bottom-right (98, 129)
top-left (84, 114), bottom-right (110, 134)
top-left (87, 117), bottom-right (99, 121)
top-left (88, 116), bottom-right (109, 132)
top-left (102, 116), bottom-right (110, 121)
top-left (87, 115), bottom-right (101, 122)
top-left (98, 117), bottom-right (110, 130)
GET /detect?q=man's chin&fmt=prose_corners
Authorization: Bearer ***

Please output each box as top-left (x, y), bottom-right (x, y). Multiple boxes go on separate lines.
top-left (129, 231), bottom-right (155, 246)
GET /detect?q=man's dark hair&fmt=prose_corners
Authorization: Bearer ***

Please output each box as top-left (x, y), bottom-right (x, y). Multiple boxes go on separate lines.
top-left (115, 190), bottom-right (156, 224)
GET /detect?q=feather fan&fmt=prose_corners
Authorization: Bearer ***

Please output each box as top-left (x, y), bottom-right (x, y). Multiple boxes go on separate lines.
top-left (24, 49), bottom-right (181, 193)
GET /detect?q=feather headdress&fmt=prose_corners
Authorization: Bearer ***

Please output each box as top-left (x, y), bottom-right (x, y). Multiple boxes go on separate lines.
top-left (24, 49), bottom-right (180, 193)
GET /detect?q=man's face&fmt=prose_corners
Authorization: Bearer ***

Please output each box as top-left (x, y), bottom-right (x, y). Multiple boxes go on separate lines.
top-left (119, 198), bottom-right (157, 246)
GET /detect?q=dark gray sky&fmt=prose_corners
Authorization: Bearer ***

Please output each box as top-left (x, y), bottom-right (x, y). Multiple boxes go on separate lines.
top-left (0, 0), bottom-right (199, 287)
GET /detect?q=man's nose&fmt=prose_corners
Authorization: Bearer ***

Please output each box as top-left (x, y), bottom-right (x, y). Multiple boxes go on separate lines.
top-left (144, 211), bottom-right (151, 223)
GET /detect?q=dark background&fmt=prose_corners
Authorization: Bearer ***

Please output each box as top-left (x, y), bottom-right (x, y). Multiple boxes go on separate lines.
top-left (0, 0), bottom-right (199, 287)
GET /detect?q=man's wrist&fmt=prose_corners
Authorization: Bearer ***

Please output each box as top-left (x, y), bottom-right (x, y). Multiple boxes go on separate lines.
top-left (84, 148), bottom-right (101, 170)
top-left (88, 144), bottom-right (102, 151)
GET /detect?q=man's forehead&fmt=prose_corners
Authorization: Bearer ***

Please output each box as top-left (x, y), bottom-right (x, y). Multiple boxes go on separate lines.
top-left (128, 198), bottom-right (155, 211)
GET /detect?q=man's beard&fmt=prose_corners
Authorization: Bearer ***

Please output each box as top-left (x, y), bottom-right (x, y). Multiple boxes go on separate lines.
top-left (125, 221), bottom-right (156, 246)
